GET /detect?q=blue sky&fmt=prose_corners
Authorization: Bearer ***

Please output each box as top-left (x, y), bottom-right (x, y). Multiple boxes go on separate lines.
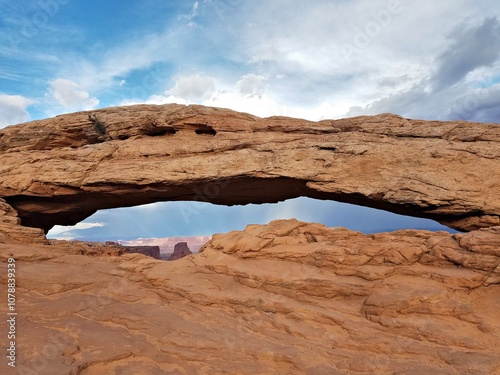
top-left (1, 0), bottom-right (499, 240)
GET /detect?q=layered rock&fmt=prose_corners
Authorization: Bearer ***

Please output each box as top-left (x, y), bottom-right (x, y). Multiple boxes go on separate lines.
top-left (168, 241), bottom-right (192, 260)
top-left (0, 104), bottom-right (499, 374)
top-left (0, 104), bottom-right (498, 232)
top-left (1, 219), bottom-right (498, 374)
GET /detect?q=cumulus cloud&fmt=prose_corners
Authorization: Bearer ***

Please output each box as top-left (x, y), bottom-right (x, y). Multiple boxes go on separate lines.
top-left (34, 0), bottom-right (500, 124)
top-left (432, 17), bottom-right (500, 91)
top-left (346, 17), bottom-right (500, 122)
top-left (0, 94), bottom-right (34, 128)
top-left (133, 73), bottom-right (285, 117)
top-left (237, 74), bottom-right (267, 98)
top-left (48, 78), bottom-right (99, 110)
top-left (448, 83), bottom-right (500, 123)
top-left (167, 74), bottom-right (216, 101)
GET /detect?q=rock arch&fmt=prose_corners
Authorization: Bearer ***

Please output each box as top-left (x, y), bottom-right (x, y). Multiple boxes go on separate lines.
top-left (0, 104), bottom-right (498, 234)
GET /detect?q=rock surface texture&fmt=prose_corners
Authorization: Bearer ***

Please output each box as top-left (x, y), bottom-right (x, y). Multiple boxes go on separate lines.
top-left (0, 104), bottom-right (498, 232)
top-left (0, 105), bottom-right (499, 374)
top-left (0, 219), bottom-right (499, 374)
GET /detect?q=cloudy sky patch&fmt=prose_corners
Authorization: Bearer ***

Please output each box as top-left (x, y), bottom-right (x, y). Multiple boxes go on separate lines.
top-left (48, 222), bottom-right (106, 240)
top-left (2, 0), bottom-right (499, 125)
top-left (0, 94), bottom-right (34, 127)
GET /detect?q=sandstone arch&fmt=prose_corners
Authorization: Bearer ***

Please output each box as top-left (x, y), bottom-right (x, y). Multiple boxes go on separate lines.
top-left (0, 104), bottom-right (499, 233)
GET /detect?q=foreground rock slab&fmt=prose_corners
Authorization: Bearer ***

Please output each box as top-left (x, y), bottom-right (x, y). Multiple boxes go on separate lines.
top-left (0, 104), bottom-right (498, 232)
top-left (1, 219), bottom-right (499, 374)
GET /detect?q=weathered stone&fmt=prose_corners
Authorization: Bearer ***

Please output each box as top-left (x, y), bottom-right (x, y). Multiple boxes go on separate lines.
top-left (0, 219), bottom-right (498, 374)
top-left (0, 104), bottom-right (498, 232)
top-left (0, 104), bottom-right (499, 374)
top-left (0, 198), bottom-right (46, 243)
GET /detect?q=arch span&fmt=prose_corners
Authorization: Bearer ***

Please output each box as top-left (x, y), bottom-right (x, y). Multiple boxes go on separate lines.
top-left (0, 104), bottom-right (498, 233)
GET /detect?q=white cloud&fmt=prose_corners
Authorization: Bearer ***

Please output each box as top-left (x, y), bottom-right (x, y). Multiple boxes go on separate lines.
top-left (183, 0), bottom-right (500, 123)
top-left (27, 0), bottom-right (500, 124)
top-left (132, 73), bottom-right (285, 117)
top-left (51, 20), bottom-right (197, 93)
top-left (167, 74), bottom-right (216, 101)
top-left (207, 90), bottom-right (286, 118)
top-left (344, 17), bottom-right (500, 122)
top-left (0, 94), bottom-right (34, 128)
top-left (47, 222), bottom-right (105, 240)
top-left (129, 72), bottom-right (371, 120)
top-left (48, 78), bottom-right (99, 111)
top-left (191, 2), bottom-right (199, 17)
top-left (237, 73), bottom-right (267, 98)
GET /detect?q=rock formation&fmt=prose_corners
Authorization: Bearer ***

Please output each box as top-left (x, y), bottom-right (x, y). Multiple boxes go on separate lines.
top-left (168, 241), bottom-right (193, 260)
top-left (122, 245), bottom-right (161, 260)
top-left (0, 219), bottom-right (499, 374)
top-left (119, 235), bottom-right (211, 254)
top-left (0, 104), bottom-right (498, 232)
top-left (0, 105), bottom-right (499, 374)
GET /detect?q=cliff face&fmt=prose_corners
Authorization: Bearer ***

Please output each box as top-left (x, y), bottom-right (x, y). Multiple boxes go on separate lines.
top-left (0, 219), bottom-right (498, 374)
top-left (0, 105), bottom-right (499, 374)
top-left (119, 236), bottom-right (211, 254)
top-left (122, 246), bottom-right (161, 260)
top-left (0, 104), bottom-right (498, 232)
top-left (168, 242), bottom-right (192, 260)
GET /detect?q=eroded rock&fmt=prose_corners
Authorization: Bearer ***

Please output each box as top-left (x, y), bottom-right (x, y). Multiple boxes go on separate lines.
top-left (0, 198), bottom-right (46, 243)
top-left (0, 219), bottom-right (498, 374)
top-left (0, 105), bottom-right (499, 374)
top-left (0, 104), bottom-right (498, 232)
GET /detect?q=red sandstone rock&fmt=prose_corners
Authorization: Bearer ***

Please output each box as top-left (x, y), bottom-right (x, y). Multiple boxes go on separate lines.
top-left (0, 219), bottom-right (498, 374)
top-left (0, 104), bottom-right (498, 232)
top-left (0, 105), bottom-right (499, 374)
top-left (0, 198), bottom-right (46, 243)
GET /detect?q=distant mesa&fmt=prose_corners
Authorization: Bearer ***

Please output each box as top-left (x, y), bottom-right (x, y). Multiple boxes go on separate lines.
top-left (119, 236), bottom-right (211, 260)
top-left (122, 245), bottom-right (161, 260)
top-left (168, 242), bottom-right (193, 261)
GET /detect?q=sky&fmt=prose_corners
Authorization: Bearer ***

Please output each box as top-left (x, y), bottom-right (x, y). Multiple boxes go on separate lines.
top-left (1, 0), bottom-right (499, 240)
